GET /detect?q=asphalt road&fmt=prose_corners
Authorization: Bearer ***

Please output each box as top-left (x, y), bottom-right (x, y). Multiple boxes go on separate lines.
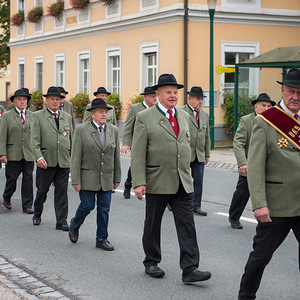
top-left (0, 158), bottom-right (299, 300)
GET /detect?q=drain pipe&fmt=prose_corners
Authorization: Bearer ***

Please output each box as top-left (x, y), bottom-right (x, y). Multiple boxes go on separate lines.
top-left (184, 0), bottom-right (188, 104)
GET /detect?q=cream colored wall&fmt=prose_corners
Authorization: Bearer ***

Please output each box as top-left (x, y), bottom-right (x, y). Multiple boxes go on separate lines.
top-left (0, 66), bottom-right (10, 105)
top-left (187, 20), bottom-right (300, 125)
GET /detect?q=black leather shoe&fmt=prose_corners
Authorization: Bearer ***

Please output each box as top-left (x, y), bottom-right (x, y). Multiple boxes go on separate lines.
top-left (56, 221), bottom-right (69, 231)
top-left (68, 218), bottom-right (79, 243)
top-left (182, 269), bottom-right (211, 283)
top-left (23, 208), bottom-right (34, 214)
top-left (123, 185), bottom-right (131, 199)
top-left (193, 208), bottom-right (207, 216)
top-left (3, 201), bottom-right (12, 210)
top-left (32, 216), bottom-right (41, 226)
top-left (96, 239), bottom-right (114, 251)
top-left (145, 266), bottom-right (165, 278)
top-left (229, 217), bottom-right (243, 229)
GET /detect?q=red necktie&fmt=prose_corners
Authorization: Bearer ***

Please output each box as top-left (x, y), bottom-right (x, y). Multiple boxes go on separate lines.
top-left (53, 113), bottom-right (58, 120)
top-left (195, 110), bottom-right (199, 125)
top-left (294, 114), bottom-right (299, 120)
top-left (167, 109), bottom-right (179, 137)
top-left (99, 127), bottom-right (103, 132)
top-left (20, 111), bottom-right (25, 126)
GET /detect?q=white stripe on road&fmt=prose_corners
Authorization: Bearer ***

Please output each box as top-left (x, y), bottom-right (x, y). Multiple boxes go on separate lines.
top-left (215, 212), bottom-right (258, 224)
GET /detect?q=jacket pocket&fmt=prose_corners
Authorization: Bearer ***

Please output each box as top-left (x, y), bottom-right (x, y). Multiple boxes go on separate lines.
top-left (266, 180), bottom-right (283, 185)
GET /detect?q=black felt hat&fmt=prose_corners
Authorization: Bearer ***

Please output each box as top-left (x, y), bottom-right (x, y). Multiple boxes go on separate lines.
top-left (251, 93), bottom-right (276, 106)
top-left (93, 87), bottom-right (111, 97)
top-left (86, 98), bottom-right (113, 111)
top-left (57, 86), bottom-right (69, 95)
top-left (141, 86), bottom-right (156, 95)
top-left (187, 86), bottom-right (207, 98)
top-left (10, 89), bottom-right (31, 102)
top-left (152, 74), bottom-right (184, 90)
top-left (277, 68), bottom-right (300, 89)
top-left (43, 86), bottom-right (65, 98)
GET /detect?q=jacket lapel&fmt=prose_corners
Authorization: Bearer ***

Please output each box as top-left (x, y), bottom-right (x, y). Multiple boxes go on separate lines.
top-left (176, 109), bottom-right (186, 140)
top-left (14, 110), bottom-right (23, 130)
top-left (156, 105), bottom-right (177, 139)
top-left (90, 123), bottom-right (103, 150)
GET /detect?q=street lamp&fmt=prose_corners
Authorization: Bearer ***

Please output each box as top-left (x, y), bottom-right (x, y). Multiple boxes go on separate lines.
top-left (207, 0), bottom-right (216, 149)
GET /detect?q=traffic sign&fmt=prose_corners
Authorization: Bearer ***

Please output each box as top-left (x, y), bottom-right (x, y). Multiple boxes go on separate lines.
top-left (216, 65), bottom-right (235, 74)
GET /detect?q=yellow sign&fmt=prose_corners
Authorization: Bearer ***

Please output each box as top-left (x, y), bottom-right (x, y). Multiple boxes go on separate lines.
top-left (216, 65), bottom-right (235, 74)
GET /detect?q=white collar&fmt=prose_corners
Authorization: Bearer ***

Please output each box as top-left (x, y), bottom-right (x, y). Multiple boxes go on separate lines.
top-left (280, 100), bottom-right (300, 116)
top-left (93, 120), bottom-right (105, 131)
top-left (143, 101), bottom-right (149, 109)
top-left (15, 107), bottom-right (26, 114)
top-left (158, 102), bottom-right (175, 116)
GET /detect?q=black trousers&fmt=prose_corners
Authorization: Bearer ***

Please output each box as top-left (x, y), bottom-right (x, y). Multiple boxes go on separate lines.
top-left (3, 159), bottom-right (34, 209)
top-left (34, 165), bottom-right (69, 225)
top-left (124, 167), bottom-right (132, 188)
top-left (229, 175), bottom-right (250, 221)
top-left (143, 184), bottom-right (199, 275)
top-left (238, 217), bottom-right (300, 299)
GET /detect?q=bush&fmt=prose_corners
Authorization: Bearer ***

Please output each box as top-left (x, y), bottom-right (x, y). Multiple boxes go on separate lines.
top-left (30, 90), bottom-right (44, 111)
top-left (70, 93), bottom-right (90, 123)
top-left (70, 0), bottom-right (89, 10)
top-left (10, 10), bottom-right (25, 26)
top-left (221, 91), bottom-right (255, 138)
top-left (27, 7), bottom-right (43, 23)
top-left (47, 0), bottom-right (64, 18)
top-left (107, 93), bottom-right (121, 120)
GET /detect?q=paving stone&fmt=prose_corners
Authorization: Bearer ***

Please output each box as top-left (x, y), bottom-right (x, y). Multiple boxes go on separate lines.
top-left (39, 291), bottom-right (66, 298)
top-left (31, 286), bottom-right (54, 294)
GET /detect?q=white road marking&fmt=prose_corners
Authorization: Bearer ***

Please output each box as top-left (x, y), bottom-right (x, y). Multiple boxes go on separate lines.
top-left (215, 212), bottom-right (258, 224)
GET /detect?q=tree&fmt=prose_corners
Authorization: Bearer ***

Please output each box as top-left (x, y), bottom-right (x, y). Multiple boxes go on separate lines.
top-left (0, 0), bottom-right (10, 70)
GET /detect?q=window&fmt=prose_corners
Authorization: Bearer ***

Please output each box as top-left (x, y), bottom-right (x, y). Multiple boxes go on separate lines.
top-left (55, 54), bottom-right (65, 87)
top-left (106, 0), bottom-right (121, 18)
top-left (221, 0), bottom-right (261, 8)
top-left (140, 41), bottom-right (158, 91)
top-left (220, 41), bottom-right (259, 101)
top-left (140, 0), bottom-right (159, 11)
top-left (35, 56), bottom-right (44, 91)
top-left (18, 0), bottom-right (25, 11)
top-left (106, 47), bottom-right (121, 95)
top-left (78, 51), bottom-right (90, 94)
top-left (17, 58), bottom-right (25, 89)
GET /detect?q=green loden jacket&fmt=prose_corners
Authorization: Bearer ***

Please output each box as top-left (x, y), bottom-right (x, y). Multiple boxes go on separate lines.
top-left (61, 101), bottom-right (76, 129)
top-left (122, 102), bottom-right (147, 148)
top-left (233, 112), bottom-right (255, 168)
top-left (180, 104), bottom-right (210, 163)
top-left (247, 108), bottom-right (300, 217)
top-left (31, 108), bottom-right (73, 168)
top-left (0, 109), bottom-right (34, 162)
top-left (131, 104), bottom-right (193, 194)
top-left (70, 122), bottom-right (121, 191)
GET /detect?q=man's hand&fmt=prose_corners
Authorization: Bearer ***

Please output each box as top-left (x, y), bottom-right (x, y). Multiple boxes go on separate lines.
top-left (134, 185), bottom-right (146, 201)
top-left (113, 182), bottom-right (120, 189)
top-left (205, 156), bottom-right (209, 165)
top-left (121, 145), bottom-right (130, 154)
top-left (72, 184), bottom-right (81, 192)
top-left (239, 164), bottom-right (247, 176)
top-left (0, 155), bottom-right (7, 164)
top-left (37, 158), bottom-right (47, 169)
top-left (254, 206), bottom-right (272, 223)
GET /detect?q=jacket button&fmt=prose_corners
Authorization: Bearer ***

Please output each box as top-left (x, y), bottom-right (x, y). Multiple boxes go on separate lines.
top-left (178, 155), bottom-right (180, 158)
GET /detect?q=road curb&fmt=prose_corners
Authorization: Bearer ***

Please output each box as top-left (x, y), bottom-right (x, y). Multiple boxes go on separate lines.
top-left (0, 257), bottom-right (70, 300)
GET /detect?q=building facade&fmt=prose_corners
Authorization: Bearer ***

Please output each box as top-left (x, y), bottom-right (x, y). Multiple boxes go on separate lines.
top-left (9, 0), bottom-right (300, 139)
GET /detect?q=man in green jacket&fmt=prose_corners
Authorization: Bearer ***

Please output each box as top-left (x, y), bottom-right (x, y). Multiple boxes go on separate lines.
top-left (0, 89), bottom-right (35, 213)
top-left (131, 74), bottom-right (211, 283)
top-left (239, 68), bottom-right (300, 299)
top-left (31, 87), bottom-right (73, 231)
top-left (180, 86), bottom-right (210, 216)
top-left (58, 86), bottom-right (76, 129)
top-left (121, 86), bottom-right (157, 199)
top-left (82, 87), bottom-right (117, 125)
top-left (68, 98), bottom-right (121, 251)
top-left (229, 93), bottom-right (275, 229)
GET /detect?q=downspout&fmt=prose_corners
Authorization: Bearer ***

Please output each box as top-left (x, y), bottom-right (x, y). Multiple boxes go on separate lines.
top-left (184, 0), bottom-right (188, 104)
